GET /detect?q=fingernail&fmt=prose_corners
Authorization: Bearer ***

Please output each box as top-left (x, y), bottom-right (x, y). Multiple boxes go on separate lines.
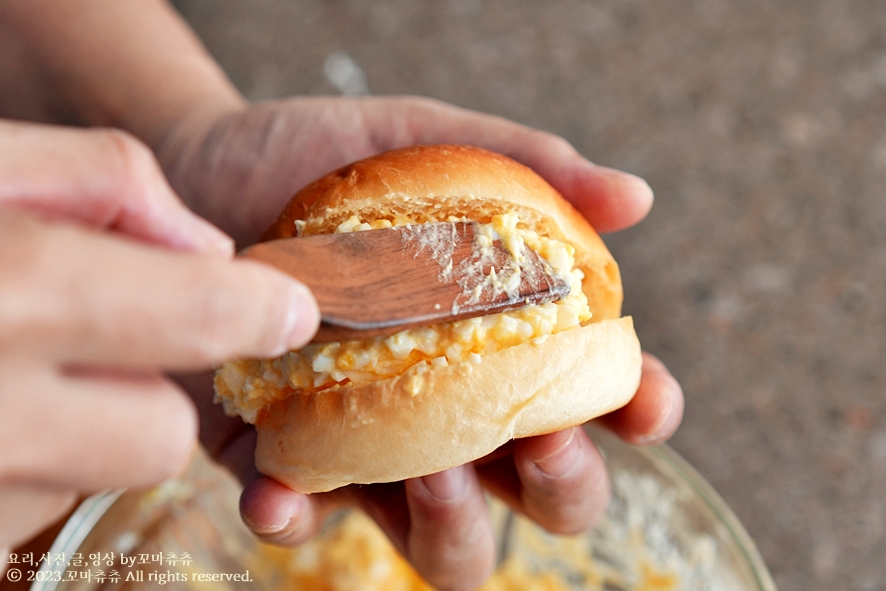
top-left (284, 284), bottom-right (320, 350)
top-left (533, 429), bottom-right (581, 479)
top-left (420, 466), bottom-right (468, 503)
top-left (243, 510), bottom-right (291, 535)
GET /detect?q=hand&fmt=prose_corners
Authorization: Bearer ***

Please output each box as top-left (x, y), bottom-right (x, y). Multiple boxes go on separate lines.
top-left (0, 120), bottom-right (320, 568)
top-left (158, 96), bottom-right (684, 591)
top-left (157, 96), bottom-right (655, 245)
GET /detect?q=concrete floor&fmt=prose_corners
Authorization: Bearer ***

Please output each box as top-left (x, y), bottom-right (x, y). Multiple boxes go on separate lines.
top-left (173, 2), bottom-right (886, 590)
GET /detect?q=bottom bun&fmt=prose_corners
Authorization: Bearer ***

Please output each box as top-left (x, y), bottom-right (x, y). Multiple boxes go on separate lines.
top-left (255, 317), bottom-right (642, 493)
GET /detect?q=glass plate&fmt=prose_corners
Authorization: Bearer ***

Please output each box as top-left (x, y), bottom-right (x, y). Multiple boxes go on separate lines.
top-left (30, 427), bottom-right (776, 591)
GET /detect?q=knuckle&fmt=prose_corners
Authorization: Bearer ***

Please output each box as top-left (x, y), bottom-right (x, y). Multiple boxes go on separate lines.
top-left (521, 440), bottom-right (610, 535)
top-left (527, 487), bottom-right (608, 535)
top-left (137, 386), bottom-right (198, 484)
top-left (538, 133), bottom-right (578, 159)
top-left (0, 364), bottom-right (51, 482)
top-left (0, 214), bottom-right (68, 350)
top-left (0, 218), bottom-right (35, 346)
top-left (416, 548), bottom-right (494, 591)
top-left (99, 127), bottom-right (152, 163)
top-left (94, 128), bottom-right (163, 192)
top-left (406, 485), bottom-right (496, 591)
top-left (541, 508), bottom-right (597, 536)
top-left (240, 479), bottom-right (319, 545)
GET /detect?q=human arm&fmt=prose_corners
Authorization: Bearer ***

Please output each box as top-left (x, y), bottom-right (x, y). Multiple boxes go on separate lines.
top-left (0, 3), bottom-right (683, 590)
top-left (163, 99), bottom-right (683, 590)
top-left (0, 119), bottom-right (319, 571)
top-left (0, 0), bottom-right (649, 242)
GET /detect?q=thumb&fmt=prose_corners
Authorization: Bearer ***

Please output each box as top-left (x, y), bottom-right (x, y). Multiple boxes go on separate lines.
top-left (0, 211), bottom-right (319, 368)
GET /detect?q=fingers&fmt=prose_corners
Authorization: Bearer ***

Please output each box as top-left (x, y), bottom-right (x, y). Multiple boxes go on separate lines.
top-left (478, 427), bottom-right (610, 536)
top-left (239, 478), bottom-right (338, 545)
top-left (472, 353), bottom-right (683, 540)
top-left (0, 361), bottom-right (197, 490)
top-left (513, 428), bottom-right (610, 534)
top-left (0, 483), bottom-right (77, 549)
top-left (171, 371), bottom-right (258, 482)
top-left (401, 466), bottom-right (496, 591)
top-left (241, 478), bottom-right (304, 539)
top-left (597, 352), bottom-right (684, 445)
top-left (366, 96), bottom-right (654, 233)
top-left (0, 120), bottom-right (232, 254)
top-left (0, 211), bottom-right (319, 369)
top-left (240, 467), bottom-right (496, 591)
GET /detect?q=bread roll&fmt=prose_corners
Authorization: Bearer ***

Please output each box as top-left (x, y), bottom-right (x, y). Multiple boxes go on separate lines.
top-left (215, 144), bottom-right (642, 493)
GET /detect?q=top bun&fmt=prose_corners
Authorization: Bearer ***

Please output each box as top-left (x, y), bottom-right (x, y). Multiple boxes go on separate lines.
top-left (224, 145), bottom-right (641, 493)
top-left (263, 144), bottom-right (623, 321)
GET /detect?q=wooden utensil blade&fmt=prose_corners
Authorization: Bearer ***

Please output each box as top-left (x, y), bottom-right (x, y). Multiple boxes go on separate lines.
top-left (242, 222), bottom-right (570, 343)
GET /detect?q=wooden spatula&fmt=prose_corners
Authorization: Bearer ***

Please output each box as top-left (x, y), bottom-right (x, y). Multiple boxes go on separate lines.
top-left (242, 221), bottom-right (570, 343)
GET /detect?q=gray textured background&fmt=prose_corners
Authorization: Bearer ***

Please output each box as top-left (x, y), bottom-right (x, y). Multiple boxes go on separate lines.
top-left (173, 2), bottom-right (886, 590)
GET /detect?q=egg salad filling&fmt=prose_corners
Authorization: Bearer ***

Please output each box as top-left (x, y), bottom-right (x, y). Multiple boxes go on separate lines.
top-left (261, 508), bottom-right (578, 591)
top-left (215, 213), bottom-right (592, 423)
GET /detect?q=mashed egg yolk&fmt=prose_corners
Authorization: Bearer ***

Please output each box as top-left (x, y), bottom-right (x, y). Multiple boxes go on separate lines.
top-left (261, 510), bottom-right (574, 591)
top-left (214, 213), bottom-right (591, 423)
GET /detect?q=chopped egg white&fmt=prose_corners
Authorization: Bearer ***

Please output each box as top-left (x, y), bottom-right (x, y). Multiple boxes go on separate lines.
top-left (214, 213), bottom-right (591, 423)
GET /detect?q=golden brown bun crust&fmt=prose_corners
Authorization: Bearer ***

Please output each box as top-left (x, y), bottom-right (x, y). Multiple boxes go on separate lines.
top-left (257, 317), bottom-right (641, 493)
top-left (264, 144), bottom-right (623, 320)
top-left (253, 144), bottom-right (641, 492)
